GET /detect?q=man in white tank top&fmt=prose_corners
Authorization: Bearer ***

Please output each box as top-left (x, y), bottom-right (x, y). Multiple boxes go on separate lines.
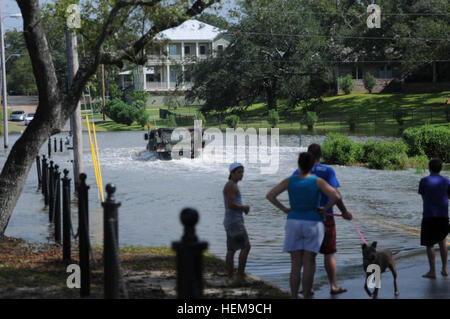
top-left (223, 162), bottom-right (251, 284)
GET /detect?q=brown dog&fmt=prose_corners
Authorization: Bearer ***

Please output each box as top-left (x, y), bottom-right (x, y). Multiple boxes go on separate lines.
top-left (362, 241), bottom-right (399, 298)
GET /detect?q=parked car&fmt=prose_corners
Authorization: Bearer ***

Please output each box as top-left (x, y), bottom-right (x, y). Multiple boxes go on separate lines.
top-left (24, 113), bottom-right (35, 125)
top-left (9, 110), bottom-right (25, 121)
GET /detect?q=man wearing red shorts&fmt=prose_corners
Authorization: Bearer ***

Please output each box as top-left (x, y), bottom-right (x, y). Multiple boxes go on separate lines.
top-left (294, 144), bottom-right (353, 294)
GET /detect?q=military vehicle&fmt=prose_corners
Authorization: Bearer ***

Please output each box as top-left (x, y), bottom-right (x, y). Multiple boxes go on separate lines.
top-left (144, 127), bottom-right (204, 160)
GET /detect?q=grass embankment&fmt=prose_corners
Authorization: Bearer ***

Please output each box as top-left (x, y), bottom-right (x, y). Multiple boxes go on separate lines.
top-left (0, 236), bottom-right (289, 299)
top-left (216, 91), bottom-right (450, 136)
top-left (87, 92), bottom-right (450, 136)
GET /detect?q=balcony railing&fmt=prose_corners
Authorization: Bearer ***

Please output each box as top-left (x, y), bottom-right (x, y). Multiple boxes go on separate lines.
top-left (145, 82), bottom-right (194, 91)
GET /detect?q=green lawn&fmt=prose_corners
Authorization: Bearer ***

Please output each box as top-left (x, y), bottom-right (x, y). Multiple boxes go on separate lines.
top-left (80, 92), bottom-right (450, 136)
top-left (207, 92), bottom-right (450, 136)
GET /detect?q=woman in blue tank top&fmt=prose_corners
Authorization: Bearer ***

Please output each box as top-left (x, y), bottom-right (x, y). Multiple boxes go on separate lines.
top-left (266, 152), bottom-right (340, 298)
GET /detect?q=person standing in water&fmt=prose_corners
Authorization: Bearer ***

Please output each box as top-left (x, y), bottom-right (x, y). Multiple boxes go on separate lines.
top-left (223, 162), bottom-right (251, 284)
top-left (418, 158), bottom-right (450, 278)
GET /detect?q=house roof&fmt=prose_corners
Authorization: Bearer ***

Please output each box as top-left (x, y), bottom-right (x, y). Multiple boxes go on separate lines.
top-left (156, 19), bottom-right (225, 41)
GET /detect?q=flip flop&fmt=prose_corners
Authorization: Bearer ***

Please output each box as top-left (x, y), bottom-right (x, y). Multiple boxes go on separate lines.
top-left (441, 270), bottom-right (448, 277)
top-left (330, 287), bottom-right (347, 295)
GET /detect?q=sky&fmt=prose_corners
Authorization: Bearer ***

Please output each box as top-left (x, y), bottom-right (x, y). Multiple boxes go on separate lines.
top-left (1, 0), bottom-right (236, 31)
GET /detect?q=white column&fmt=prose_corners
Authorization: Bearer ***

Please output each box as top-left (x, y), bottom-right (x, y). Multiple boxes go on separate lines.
top-left (159, 66), bottom-right (163, 90)
top-left (196, 41), bottom-right (199, 58)
top-left (167, 64), bottom-right (170, 90)
top-left (181, 65), bottom-right (185, 90)
top-left (143, 71), bottom-right (146, 91)
top-left (181, 41), bottom-right (184, 61)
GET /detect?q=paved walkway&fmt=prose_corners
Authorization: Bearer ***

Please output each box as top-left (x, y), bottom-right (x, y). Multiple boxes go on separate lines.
top-left (313, 251), bottom-right (450, 299)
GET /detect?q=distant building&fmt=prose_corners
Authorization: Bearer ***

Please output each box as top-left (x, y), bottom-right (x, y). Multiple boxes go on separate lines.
top-left (336, 61), bottom-right (450, 94)
top-left (119, 19), bottom-right (230, 95)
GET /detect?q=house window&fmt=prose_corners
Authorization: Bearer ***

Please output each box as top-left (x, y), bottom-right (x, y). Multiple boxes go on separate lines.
top-left (184, 46), bottom-right (191, 55)
top-left (379, 65), bottom-right (392, 79)
top-left (199, 45), bottom-right (206, 55)
top-left (169, 44), bottom-right (178, 56)
top-left (170, 69), bottom-right (178, 82)
top-left (217, 45), bottom-right (223, 51)
top-left (352, 66), bottom-right (363, 79)
top-left (146, 73), bottom-right (160, 82)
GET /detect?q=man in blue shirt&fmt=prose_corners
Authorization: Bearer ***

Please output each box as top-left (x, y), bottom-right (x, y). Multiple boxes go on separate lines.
top-left (293, 144), bottom-right (353, 295)
top-left (418, 158), bottom-right (450, 278)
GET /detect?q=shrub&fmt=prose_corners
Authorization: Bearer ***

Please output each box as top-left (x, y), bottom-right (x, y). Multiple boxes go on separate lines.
top-left (301, 111), bottom-right (318, 131)
top-left (338, 75), bottom-right (354, 95)
top-left (360, 139), bottom-right (377, 163)
top-left (403, 125), bottom-right (450, 162)
top-left (363, 73), bottom-right (376, 93)
top-left (167, 97), bottom-right (183, 110)
top-left (135, 108), bottom-right (150, 128)
top-left (322, 134), bottom-right (363, 165)
top-left (225, 114), bottom-right (240, 129)
top-left (108, 81), bottom-right (122, 100)
top-left (195, 110), bottom-right (206, 126)
top-left (267, 109), bottom-right (280, 128)
top-left (366, 141), bottom-right (408, 170)
top-left (126, 90), bottom-right (149, 108)
top-left (106, 98), bottom-right (138, 126)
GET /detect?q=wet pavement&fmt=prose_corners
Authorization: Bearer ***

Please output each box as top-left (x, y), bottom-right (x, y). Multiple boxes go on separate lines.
top-left (313, 249), bottom-right (450, 299)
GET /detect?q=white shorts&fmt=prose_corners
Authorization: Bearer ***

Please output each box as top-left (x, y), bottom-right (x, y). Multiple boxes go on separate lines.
top-left (283, 219), bottom-right (325, 253)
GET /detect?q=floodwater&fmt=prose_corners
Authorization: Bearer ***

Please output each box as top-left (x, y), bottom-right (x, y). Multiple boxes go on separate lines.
top-left (1, 130), bottom-right (447, 292)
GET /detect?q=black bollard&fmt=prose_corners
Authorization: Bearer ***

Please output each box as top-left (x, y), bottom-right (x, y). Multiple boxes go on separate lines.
top-left (78, 173), bottom-right (91, 297)
top-left (171, 208), bottom-right (208, 299)
top-left (48, 161), bottom-right (54, 222)
top-left (36, 155), bottom-right (42, 188)
top-left (54, 165), bottom-right (61, 243)
top-left (48, 138), bottom-right (51, 158)
top-left (42, 156), bottom-right (48, 203)
top-left (60, 138), bottom-right (63, 152)
top-left (102, 184), bottom-right (121, 299)
top-left (54, 138), bottom-right (57, 153)
top-left (62, 169), bottom-right (72, 262)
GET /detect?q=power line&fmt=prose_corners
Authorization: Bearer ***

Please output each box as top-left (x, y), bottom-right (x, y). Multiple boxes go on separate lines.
top-left (186, 57), bottom-right (450, 64)
top-left (223, 31), bottom-right (450, 42)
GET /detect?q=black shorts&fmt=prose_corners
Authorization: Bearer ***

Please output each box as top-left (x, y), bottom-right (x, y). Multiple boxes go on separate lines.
top-left (420, 217), bottom-right (450, 247)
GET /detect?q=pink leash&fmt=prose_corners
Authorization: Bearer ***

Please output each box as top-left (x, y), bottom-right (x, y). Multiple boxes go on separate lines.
top-left (328, 213), bottom-right (367, 245)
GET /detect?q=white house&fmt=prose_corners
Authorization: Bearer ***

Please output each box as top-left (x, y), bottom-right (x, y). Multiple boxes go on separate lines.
top-left (119, 19), bottom-right (230, 93)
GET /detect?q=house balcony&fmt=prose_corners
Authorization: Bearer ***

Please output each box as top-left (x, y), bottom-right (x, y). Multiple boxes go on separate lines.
top-left (145, 81), bottom-right (194, 91)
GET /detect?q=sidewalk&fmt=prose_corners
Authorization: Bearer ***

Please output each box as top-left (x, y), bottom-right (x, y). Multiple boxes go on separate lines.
top-left (313, 252), bottom-right (450, 299)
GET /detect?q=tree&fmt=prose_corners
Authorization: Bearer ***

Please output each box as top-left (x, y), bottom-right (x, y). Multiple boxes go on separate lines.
top-left (363, 72), bottom-right (376, 93)
top-left (0, 0), bottom-right (220, 235)
top-left (186, 0), bottom-right (331, 112)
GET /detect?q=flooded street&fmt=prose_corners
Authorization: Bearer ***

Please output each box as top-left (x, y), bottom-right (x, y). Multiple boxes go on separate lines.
top-left (2, 130), bottom-right (446, 292)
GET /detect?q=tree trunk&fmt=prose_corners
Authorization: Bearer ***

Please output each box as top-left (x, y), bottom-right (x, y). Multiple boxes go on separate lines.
top-left (0, 0), bottom-right (82, 235)
top-left (266, 79), bottom-right (277, 110)
top-left (0, 0), bottom-right (218, 236)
